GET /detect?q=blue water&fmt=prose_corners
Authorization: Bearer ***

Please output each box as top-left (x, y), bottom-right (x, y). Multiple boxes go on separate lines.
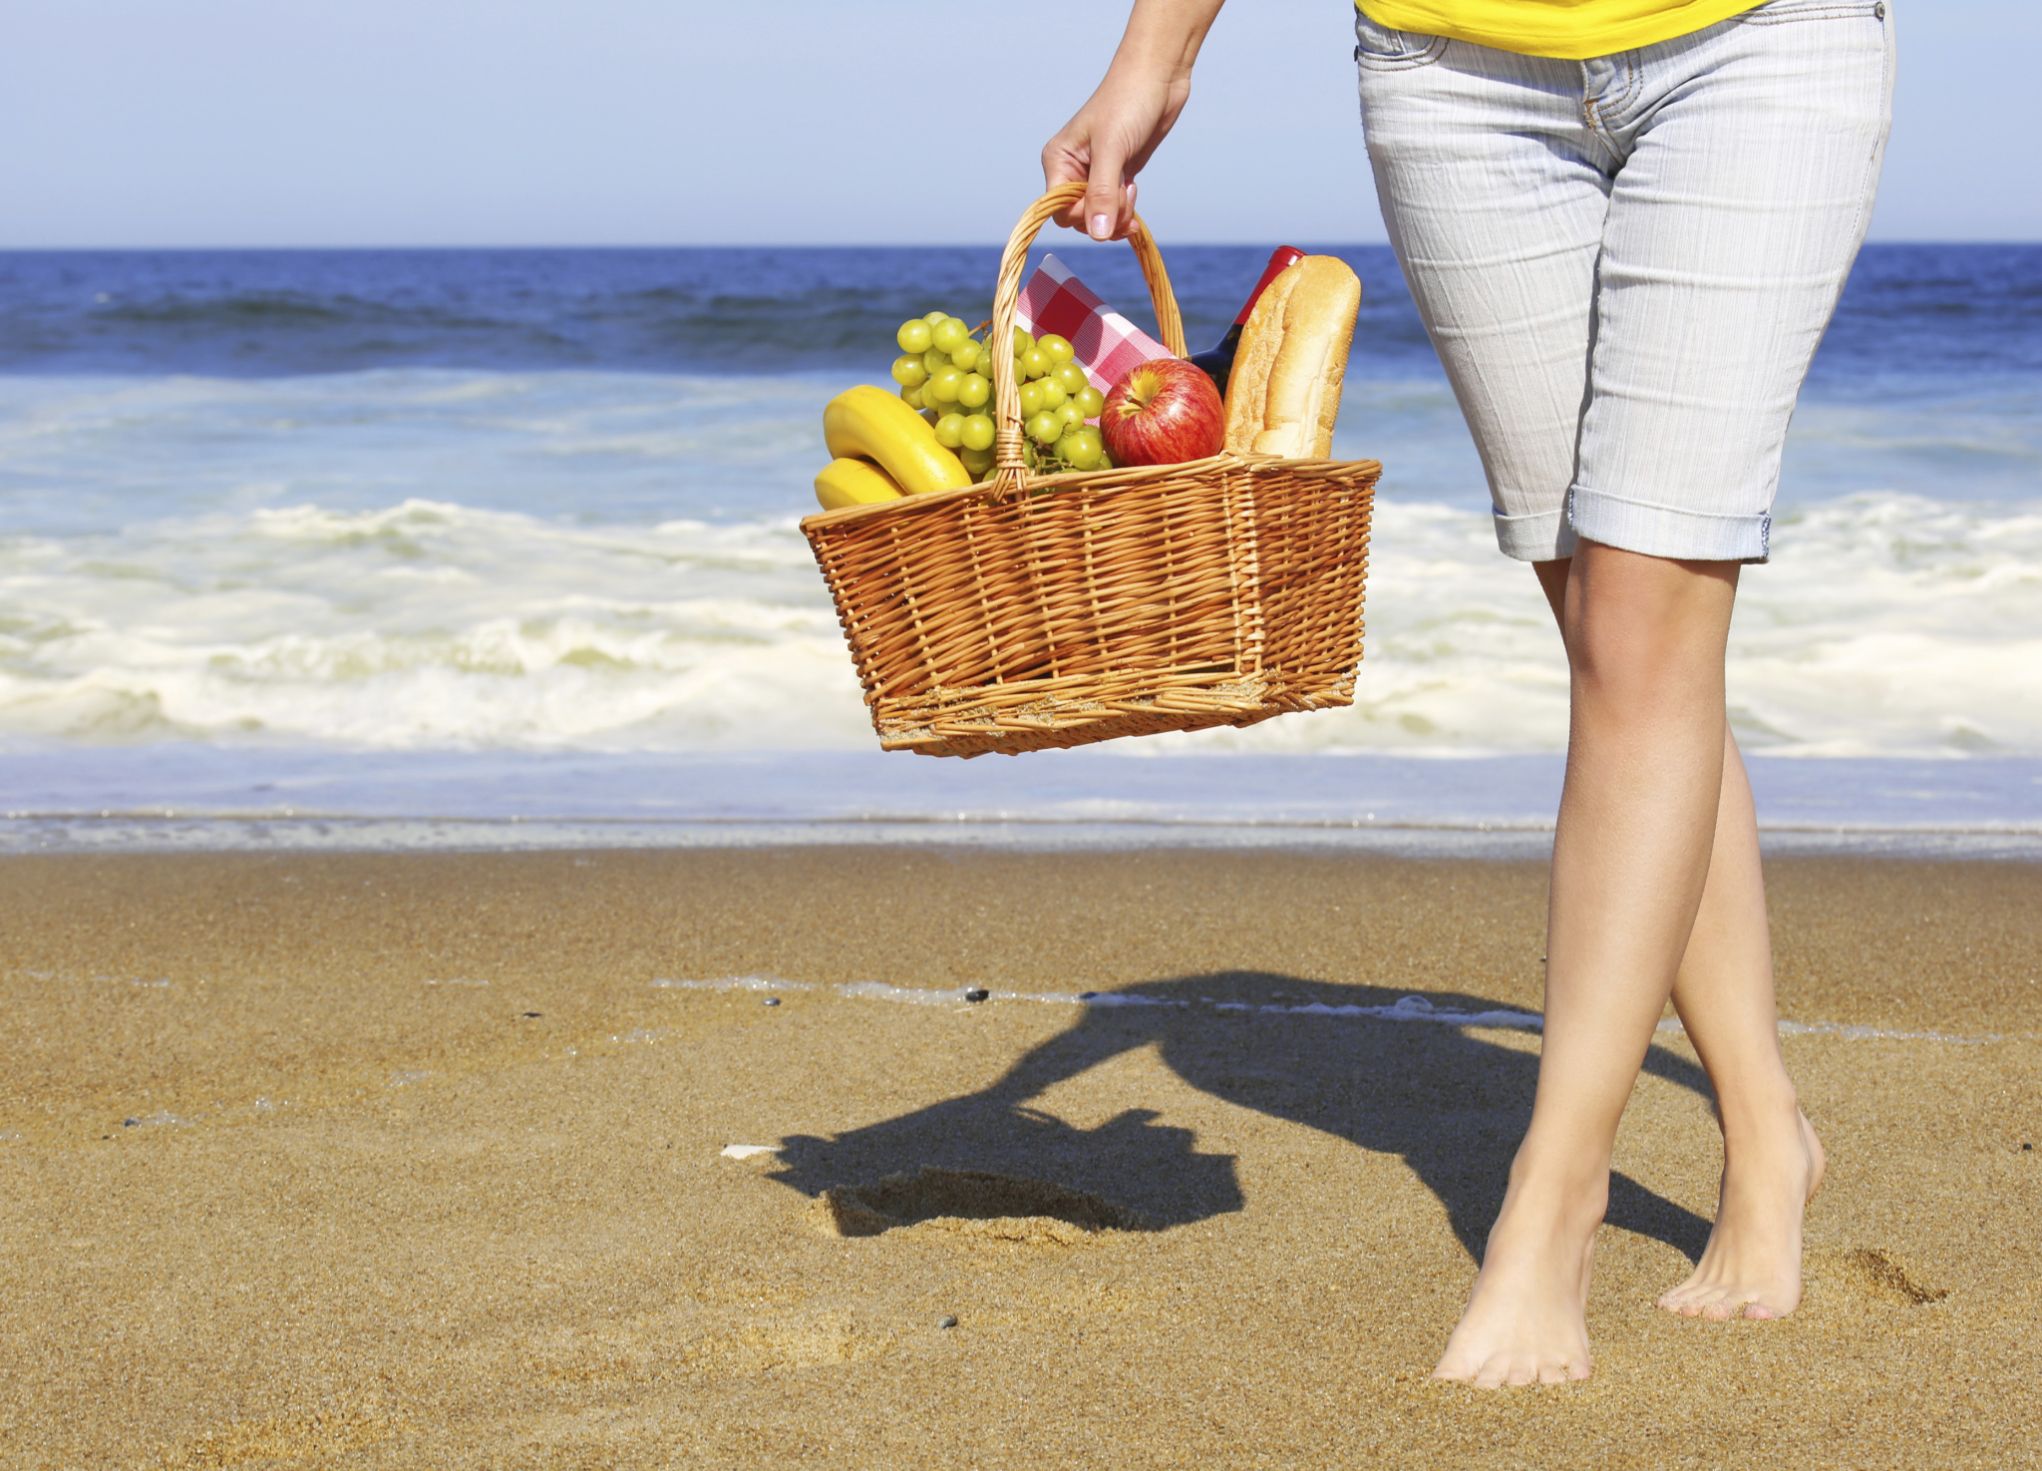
top-left (0, 242), bottom-right (2036, 848)
top-left (5, 242), bottom-right (2039, 387)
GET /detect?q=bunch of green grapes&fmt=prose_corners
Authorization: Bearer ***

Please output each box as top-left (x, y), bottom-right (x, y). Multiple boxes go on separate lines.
top-left (891, 313), bottom-right (1111, 479)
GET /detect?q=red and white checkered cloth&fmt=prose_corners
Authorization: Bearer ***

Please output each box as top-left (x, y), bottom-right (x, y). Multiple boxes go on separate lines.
top-left (1014, 252), bottom-right (1174, 395)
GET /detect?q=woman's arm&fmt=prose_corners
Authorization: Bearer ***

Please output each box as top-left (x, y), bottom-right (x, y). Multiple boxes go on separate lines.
top-left (1041, 0), bottom-right (1226, 239)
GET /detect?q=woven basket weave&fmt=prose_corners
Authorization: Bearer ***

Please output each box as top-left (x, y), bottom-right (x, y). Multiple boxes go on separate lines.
top-left (802, 185), bottom-right (1380, 758)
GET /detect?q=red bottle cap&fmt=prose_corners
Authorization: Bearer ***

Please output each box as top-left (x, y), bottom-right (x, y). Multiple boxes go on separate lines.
top-left (1234, 247), bottom-right (1306, 326)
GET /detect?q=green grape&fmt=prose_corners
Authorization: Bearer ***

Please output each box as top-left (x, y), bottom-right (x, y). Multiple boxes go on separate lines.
top-left (1053, 362), bottom-right (1088, 395)
top-left (924, 310), bottom-right (951, 326)
top-left (1037, 333), bottom-right (1074, 364)
top-left (1020, 346), bottom-right (1050, 379)
top-left (934, 412), bottom-right (967, 449)
top-left (1098, 450), bottom-right (1114, 470)
top-left (1026, 411), bottom-right (1062, 446)
top-left (961, 413), bottom-right (995, 451)
top-left (1018, 381), bottom-right (1045, 418)
top-left (932, 317), bottom-right (969, 355)
top-left (957, 372), bottom-right (990, 409)
top-left (921, 346), bottom-right (949, 375)
top-left (1036, 376), bottom-right (1067, 411)
top-left (960, 444), bottom-right (996, 478)
top-left (900, 384), bottom-right (925, 409)
top-left (1074, 385), bottom-right (1105, 419)
top-left (1011, 328), bottom-right (1035, 356)
top-left (1056, 400), bottom-right (1086, 430)
top-left (926, 366), bottom-right (963, 404)
top-left (1057, 429), bottom-right (1103, 470)
top-left (891, 353), bottom-right (928, 389)
top-left (949, 338), bottom-right (980, 374)
top-left (897, 319), bottom-right (933, 354)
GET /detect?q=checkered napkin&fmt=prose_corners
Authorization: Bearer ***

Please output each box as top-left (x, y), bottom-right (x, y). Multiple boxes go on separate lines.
top-left (1014, 252), bottom-right (1173, 394)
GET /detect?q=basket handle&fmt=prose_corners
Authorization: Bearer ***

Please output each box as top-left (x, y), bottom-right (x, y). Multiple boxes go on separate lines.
top-left (987, 183), bottom-right (1188, 491)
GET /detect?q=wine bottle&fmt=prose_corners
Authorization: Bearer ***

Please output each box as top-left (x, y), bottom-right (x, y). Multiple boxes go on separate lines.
top-left (1187, 246), bottom-right (1305, 394)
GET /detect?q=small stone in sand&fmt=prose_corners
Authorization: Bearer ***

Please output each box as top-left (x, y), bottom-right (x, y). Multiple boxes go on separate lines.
top-left (964, 988), bottom-right (989, 1004)
top-left (938, 1315), bottom-right (957, 1329)
top-left (763, 996), bottom-right (781, 1007)
top-left (122, 1118), bottom-right (139, 1128)
top-left (520, 1012), bottom-right (541, 1019)
top-left (720, 1143), bottom-right (779, 1160)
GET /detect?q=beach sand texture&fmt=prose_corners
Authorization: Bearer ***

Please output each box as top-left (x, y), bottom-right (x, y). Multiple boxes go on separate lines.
top-left (2, 847), bottom-right (2037, 1469)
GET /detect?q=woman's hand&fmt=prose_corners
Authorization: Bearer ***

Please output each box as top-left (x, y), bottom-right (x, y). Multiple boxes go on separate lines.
top-left (1041, 0), bottom-right (1225, 239)
top-left (1041, 71), bottom-right (1186, 240)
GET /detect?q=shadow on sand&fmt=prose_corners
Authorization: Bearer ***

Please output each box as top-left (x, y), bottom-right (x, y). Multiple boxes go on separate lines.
top-left (770, 971), bottom-right (1713, 1263)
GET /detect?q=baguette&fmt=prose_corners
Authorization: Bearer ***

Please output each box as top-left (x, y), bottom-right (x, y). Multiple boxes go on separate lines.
top-left (1222, 255), bottom-right (1362, 458)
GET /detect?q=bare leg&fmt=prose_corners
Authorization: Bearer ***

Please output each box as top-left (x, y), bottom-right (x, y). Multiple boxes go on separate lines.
top-left (1520, 559), bottom-right (1826, 1328)
top-left (1434, 542), bottom-right (1738, 1387)
top-left (1654, 731), bottom-right (1825, 1318)
top-left (1537, 559), bottom-right (1824, 1320)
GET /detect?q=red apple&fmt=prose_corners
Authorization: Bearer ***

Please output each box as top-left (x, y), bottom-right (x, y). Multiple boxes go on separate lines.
top-left (1100, 357), bottom-right (1226, 468)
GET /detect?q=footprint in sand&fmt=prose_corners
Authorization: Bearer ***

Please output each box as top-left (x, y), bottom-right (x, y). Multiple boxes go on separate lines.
top-left (1814, 1246), bottom-right (1950, 1307)
top-left (811, 1167), bottom-right (1142, 1245)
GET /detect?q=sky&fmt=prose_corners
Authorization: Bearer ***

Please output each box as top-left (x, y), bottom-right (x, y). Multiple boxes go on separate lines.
top-left (3, 0), bottom-right (2036, 248)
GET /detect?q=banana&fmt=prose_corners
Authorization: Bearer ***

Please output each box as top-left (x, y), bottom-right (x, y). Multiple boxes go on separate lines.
top-left (814, 456), bottom-right (905, 511)
top-left (822, 385), bottom-right (970, 496)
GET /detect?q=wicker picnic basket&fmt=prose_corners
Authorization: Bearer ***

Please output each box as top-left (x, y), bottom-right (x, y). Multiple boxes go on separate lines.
top-left (801, 184), bottom-right (1379, 758)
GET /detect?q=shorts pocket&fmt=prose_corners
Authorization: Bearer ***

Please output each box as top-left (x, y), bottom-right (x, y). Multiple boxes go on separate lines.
top-left (1354, 10), bottom-right (1448, 69)
top-left (1737, 0), bottom-right (1885, 25)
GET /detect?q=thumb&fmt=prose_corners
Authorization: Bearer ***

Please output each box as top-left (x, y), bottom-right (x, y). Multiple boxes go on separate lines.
top-left (1083, 139), bottom-right (1129, 241)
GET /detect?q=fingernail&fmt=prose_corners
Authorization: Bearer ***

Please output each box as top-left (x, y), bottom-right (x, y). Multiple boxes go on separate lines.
top-left (1089, 212), bottom-right (1111, 240)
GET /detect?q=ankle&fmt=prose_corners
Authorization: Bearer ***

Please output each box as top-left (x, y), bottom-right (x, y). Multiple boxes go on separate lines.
top-left (1714, 1080), bottom-right (1806, 1150)
top-left (1503, 1144), bottom-right (1611, 1223)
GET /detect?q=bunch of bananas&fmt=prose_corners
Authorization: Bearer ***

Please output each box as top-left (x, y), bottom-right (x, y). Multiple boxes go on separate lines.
top-left (813, 386), bottom-right (973, 512)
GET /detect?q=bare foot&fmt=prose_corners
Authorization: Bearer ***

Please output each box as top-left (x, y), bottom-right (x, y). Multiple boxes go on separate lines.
top-left (1657, 1106), bottom-right (1824, 1321)
top-left (1433, 1171), bottom-right (1601, 1388)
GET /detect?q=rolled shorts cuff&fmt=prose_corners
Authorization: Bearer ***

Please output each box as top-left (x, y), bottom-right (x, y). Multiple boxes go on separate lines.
top-left (1566, 485), bottom-right (1773, 564)
top-left (1492, 505), bottom-right (1580, 563)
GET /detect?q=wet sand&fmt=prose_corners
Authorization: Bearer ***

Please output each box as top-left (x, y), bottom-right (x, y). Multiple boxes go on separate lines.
top-left (1, 846), bottom-right (2037, 1468)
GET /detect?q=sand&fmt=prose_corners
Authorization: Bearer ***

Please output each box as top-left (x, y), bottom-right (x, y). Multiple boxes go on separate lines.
top-left (1, 845), bottom-right (2037, 1468)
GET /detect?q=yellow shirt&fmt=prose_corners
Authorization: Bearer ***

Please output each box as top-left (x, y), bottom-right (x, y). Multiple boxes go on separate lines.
top-left (1356, 0), bottom-right (1766, 59)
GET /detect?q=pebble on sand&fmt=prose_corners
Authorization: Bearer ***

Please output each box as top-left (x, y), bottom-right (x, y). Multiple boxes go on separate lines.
top-left (763, 996), bottom-right (781, 1007)
top-left (938, 1315), bottom-right (958, 1329)
top-left (964, 988), bottom-right (990, 1004)
top-left (720, 1143), bottom-right (780, 1160)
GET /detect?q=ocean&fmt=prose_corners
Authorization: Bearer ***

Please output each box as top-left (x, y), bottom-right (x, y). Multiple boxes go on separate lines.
top-left (1, 242), bottom-right (2037, 851)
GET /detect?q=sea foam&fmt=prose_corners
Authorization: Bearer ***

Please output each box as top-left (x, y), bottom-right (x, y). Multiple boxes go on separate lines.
top-left (1, 369), bottom-right (2036, 758)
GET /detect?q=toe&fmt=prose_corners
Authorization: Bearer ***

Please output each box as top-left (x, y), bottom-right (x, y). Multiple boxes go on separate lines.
top-left (1537, 1362), bottom-right (1572, 1386)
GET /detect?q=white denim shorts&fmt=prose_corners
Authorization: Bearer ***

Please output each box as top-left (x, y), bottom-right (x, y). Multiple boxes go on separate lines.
top-left (1355, 0), bottom-right (1895, 563)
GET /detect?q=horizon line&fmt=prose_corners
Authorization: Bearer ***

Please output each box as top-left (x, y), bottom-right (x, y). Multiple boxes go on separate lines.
top-left (2, 234), bottom-right (2038, 253)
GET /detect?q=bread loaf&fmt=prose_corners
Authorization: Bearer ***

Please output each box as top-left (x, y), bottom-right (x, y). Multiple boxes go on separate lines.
top-left (1221, 256), bottom-right (1361, 458)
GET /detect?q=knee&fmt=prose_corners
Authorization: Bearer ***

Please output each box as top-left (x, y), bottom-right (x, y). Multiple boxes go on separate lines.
top-left (1562, 544), bottom-right (1736, 708)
